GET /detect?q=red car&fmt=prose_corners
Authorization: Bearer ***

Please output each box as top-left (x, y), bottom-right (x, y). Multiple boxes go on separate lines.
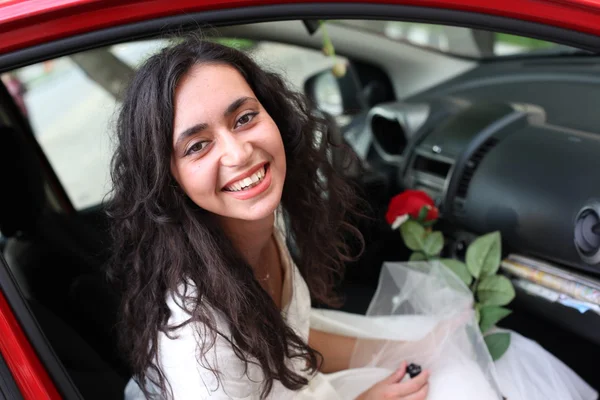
top-left (2, 0), bottom-right (600, 399)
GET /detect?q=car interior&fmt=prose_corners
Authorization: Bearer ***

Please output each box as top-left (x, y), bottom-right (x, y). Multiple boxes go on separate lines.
top-left (1, 17), bottom-right (600, 399)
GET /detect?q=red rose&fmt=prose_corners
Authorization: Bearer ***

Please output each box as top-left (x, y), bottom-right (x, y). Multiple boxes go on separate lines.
top-left (385, 190), bottom-right (439, 225)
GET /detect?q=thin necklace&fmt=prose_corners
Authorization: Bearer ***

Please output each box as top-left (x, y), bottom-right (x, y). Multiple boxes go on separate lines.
top-left (258, 236), bottom-right (276, 292)
top-left (259, 272), bottom-right (271, 281)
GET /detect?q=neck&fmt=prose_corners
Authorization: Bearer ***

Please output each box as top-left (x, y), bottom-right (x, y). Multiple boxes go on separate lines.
top-left (219, 213), bottom-right (275, 269)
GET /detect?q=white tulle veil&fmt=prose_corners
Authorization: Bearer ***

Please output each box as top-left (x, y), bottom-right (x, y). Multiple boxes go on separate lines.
top-left (311, 261), bottom-right (505, 399)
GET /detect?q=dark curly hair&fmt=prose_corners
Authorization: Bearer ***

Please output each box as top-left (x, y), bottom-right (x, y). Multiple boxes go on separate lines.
top-left (108, 35), bottom-right (363, 399)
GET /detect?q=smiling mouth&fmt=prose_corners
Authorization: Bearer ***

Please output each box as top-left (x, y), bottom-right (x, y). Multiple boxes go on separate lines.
top-left (223, 163), bottom-right (269, 192)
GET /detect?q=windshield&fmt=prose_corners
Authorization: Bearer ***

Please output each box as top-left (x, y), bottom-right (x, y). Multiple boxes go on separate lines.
top-left (336, 20), bottom-right (582, 59)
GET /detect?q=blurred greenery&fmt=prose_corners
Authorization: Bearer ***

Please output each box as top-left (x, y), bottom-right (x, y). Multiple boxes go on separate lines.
top-left (211, 38), bottom-right (256, 50)
top-left (495, 33), bottom-right (554, 49)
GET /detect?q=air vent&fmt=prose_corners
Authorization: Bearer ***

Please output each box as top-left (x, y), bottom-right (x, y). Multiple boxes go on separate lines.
top-left (574, 203), bottom-right (600, 265)
top-left (456, 137), bottom-right (499, 199)
top-left (371, 115), bottom-right (407, 156)
top-left (413, 155), bottom-right (451, 179)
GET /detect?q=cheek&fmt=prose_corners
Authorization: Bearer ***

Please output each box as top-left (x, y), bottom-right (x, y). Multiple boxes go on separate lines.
top-left (264, 121), bottom-right (286, 164)
top-left (176, 161), bottom-right (220, 200)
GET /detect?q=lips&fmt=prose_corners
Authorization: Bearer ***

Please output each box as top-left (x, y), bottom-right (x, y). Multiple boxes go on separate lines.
top-left (222, 162), bottom-right (269, 192)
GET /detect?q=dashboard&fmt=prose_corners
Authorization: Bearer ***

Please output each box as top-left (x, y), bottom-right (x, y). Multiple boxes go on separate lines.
top-left (357, 58), bottom-right (600, 279)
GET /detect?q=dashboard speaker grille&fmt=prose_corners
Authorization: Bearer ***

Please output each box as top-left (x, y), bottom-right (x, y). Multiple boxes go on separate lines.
top-left (456, 137), bottom-right (499, 199)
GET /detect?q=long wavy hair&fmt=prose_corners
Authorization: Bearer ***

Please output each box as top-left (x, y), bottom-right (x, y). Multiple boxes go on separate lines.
top-left (108, 36), bottom-right (363, 399)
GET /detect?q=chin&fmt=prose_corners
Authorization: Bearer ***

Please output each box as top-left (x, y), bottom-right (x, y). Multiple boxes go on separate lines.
top-left (235, 194), bottom-right (281, 222)
top-left (210, 187), bottom-right (282, 223)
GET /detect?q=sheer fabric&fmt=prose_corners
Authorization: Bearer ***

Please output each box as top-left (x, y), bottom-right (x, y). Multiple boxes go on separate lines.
top-left (125, 230), bottom-right (598, 399)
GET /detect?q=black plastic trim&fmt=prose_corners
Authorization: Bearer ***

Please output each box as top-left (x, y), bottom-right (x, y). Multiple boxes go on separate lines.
top-left (512, 284), bottom-right (600, 347)
top-left (1, 3), bottom-right (600, 71)
top-left (0, 351), bottom-right (22, 400)
top-left (427, 73), bottom-right (600, 98)
top-left (0, 255), bottom-right (83, 399)
top-left (444, 110), bottom-right (526, 219)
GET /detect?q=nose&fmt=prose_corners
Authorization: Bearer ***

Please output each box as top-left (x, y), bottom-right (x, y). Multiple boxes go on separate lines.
top-left (219, 130), bottom-right (252, 167)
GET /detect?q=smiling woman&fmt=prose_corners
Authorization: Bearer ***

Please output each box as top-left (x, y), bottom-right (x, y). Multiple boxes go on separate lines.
top-left (108, 36), bottom-right (367, 399)
top-left (170, 64), bottom-right (286, 222)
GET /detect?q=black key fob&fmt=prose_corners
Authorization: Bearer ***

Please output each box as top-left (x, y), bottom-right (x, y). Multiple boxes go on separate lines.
top-left (407, 363), bottom-right (422, 378)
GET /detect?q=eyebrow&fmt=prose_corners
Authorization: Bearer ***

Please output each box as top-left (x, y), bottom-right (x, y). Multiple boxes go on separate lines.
top-left (174, 96), bottom-right (257, 149)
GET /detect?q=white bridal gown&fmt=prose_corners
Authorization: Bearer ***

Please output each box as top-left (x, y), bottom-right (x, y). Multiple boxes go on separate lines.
top-left (125, 226), bottom-right (598, 399)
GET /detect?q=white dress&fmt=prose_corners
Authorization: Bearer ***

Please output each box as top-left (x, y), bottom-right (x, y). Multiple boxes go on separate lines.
top-left (125, 227), bottom-right (598, 399)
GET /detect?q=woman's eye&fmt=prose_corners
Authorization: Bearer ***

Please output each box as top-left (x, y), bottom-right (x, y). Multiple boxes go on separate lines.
top-left (185, 141), bottom-right (210, 156)
top-left (234, 112), bottom-right (258, 129)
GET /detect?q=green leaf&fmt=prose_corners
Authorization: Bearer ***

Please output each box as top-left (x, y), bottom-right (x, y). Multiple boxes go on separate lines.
top-left (423, 231), bottom-right (444, 257)
top-left (400, 220), bottom-right (426, 251)
top-left (417, 205), bottom-right (429, 222)
top-left (475, 304), bottom-right (481, 324)
top-left (441, 259), bottom-right (472, 286)
top-left (477, 275), bottom-right (515, 306)
top-left (465, 231), bottom-right (502, 279)
top-left (409, 252), bottom-right (427, 261)
top-left (479, 306), bottom-right (512, 333)
top-left (484, 332), bottom-right (511, 361)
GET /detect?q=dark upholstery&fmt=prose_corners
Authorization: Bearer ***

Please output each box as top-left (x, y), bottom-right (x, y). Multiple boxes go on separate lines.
top-left (0, 126), bottom-right (107, 320)
top-left (0, 125), bottom-right (45, 237)
top-left (0, 124), bottom-right (127, 394)
top-left (28, 300), bottom-right (126, 400)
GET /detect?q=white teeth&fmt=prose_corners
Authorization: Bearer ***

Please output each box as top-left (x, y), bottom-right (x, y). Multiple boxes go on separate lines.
top-left (225, 165), bottom-right (268, 192)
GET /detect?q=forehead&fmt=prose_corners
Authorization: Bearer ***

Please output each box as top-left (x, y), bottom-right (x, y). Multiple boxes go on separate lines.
top-left (175, 63), bottom-right (252, 105)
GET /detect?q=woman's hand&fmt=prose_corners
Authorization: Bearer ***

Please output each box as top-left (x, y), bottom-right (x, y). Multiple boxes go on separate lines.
top-left (356, 362), bottom-right (429, 400)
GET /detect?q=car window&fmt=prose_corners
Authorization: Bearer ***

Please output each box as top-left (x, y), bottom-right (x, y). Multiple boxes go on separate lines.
top-left (9, 39), bottom-right (337, 210)
top-left (336, 20), bottom-right (582, 59)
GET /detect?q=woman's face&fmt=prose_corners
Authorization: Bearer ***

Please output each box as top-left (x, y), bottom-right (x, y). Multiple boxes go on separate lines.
top-left (171, 63), bottom-right (286, 223)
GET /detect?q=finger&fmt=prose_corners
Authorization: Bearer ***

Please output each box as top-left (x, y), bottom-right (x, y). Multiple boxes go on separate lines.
top-left (385, 361), bottom-right (407, 384)
top-left (401, 383), bottom-right (429, 400)
top-left (391, 369), bottom-right (430, 396)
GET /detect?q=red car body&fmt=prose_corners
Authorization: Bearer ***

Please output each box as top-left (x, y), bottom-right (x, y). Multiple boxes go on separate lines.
top-left (1, 0), bottom-right (599, 398)
top-left (1, 0), bottom-right (600, 55)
